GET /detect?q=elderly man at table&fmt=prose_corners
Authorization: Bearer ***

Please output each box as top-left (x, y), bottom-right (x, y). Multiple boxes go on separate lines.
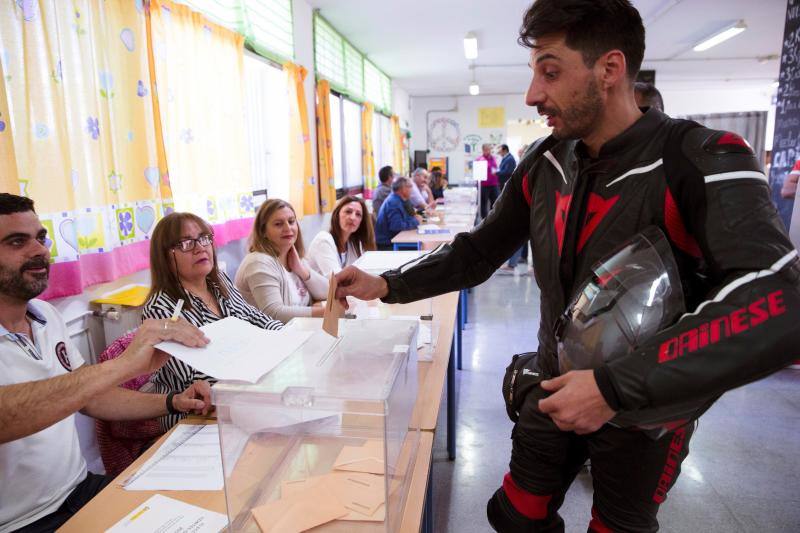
top-left (375, 177), bottom-right (422, 250)
top-left (409, 168), bottom-right (432, 211)
top-left (0, 193), bottom-right (213, 533)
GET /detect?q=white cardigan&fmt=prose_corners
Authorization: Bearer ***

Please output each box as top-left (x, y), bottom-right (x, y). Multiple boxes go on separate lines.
top-left (306, 231), bottom-right (361, 278)
top-left (234, 252), bottom-right (328, 324)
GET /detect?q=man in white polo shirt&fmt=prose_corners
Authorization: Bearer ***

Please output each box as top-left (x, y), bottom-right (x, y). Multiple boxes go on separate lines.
top-left (0, 193), bottom-right (213, 532)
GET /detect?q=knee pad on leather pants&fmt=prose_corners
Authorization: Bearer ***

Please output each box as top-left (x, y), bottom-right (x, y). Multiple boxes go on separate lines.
top-left (486, 486), bottom-right (564, 533)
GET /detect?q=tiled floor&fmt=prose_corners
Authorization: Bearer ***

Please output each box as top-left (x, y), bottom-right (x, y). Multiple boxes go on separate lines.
top-left (431, 272), bottom-right (800, 532)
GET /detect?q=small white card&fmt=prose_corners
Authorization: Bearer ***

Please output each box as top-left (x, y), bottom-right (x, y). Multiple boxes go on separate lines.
top-left (107, 494), bottom-right (227, 533)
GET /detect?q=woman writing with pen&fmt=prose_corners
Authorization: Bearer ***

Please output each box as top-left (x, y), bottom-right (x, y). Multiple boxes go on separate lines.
top-left (142, 212), bottom-right (283, 430)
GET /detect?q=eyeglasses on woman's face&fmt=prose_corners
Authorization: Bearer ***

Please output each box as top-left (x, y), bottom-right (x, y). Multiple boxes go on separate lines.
top-left (172, 233), bottom-right (214, 253)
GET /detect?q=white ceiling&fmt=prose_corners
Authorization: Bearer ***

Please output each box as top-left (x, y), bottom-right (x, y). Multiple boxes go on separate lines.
top-left (306, 0), bottom-right (785, 97)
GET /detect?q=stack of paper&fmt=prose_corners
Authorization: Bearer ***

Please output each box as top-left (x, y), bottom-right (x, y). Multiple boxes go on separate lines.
top-left (250, 440), bottom-right (388, 531)
top-left (154, 317), bottom-right (312, 382)
top-left (123, 425), bottom-right (223, 491)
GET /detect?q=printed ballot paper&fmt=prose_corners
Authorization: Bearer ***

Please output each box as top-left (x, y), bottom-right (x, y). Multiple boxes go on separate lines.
top-left (123, 425), bottom-right (223, 491)
top-left (154, 317), bottom-right (312, 382)
top-left (107, 494), bottom-right (227, 533)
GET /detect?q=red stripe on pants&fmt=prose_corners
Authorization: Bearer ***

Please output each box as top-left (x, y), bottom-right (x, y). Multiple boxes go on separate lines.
top-left (501, 472), bottom-right (552, 520)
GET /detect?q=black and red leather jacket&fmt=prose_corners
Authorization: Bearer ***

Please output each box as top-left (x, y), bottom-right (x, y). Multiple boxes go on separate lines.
top-left (380, 108), bottom-right (800, 414)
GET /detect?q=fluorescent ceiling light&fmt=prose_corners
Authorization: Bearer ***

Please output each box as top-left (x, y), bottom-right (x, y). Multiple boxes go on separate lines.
top-left (464, 32), bottom-right (478, 59)
top-left (693, 20), bottom-right (746, 52)
top-left (469, 83), bottom-right (480, 96)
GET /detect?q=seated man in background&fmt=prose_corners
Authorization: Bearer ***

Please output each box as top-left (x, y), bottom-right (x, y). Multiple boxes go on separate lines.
top-left (372, 165), bottom-right (394, 215)
top-left (412, 167), bottom-right (437, 209)
top-left (375, 177), bottom-right (422, 250)
top-left (408, 168), bottom-right (432, 211)
top-left (0, 193), bottom-right (212, 532)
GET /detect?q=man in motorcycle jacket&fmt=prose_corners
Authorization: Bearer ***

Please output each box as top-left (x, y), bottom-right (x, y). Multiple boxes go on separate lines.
top-left (334, 0), bottom-right (800, 530)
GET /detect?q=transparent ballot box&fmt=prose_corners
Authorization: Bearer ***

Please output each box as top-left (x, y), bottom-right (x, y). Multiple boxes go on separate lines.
top-left (213, 319), bottom-right (420, 532)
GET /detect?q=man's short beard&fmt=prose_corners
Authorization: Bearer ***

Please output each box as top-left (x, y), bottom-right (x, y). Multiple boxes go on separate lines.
top-left (0, 261), bottom-right (50, 301)
top-left (552, 78), bottom-right (604, 141)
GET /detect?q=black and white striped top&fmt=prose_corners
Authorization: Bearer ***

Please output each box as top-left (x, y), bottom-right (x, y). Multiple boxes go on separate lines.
top-left (141, 271), bottom-right (283, 430)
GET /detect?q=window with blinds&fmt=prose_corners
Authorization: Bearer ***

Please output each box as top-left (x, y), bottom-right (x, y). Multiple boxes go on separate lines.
top-left (315, 15), bottom-right (345, 89)
top-left (380, 74), bottom-right (392, 114)
top-left (343, 41), bottom-right (364, 100)
top-left (364, 59), bottom-right (391, 113)
top-left (243, 0), bottom-right (294, 62)
top-left (315, 13), bottom-right (391, 111)
top-left (175, 0), bottom-right (241, 30)
top-left (364, 60), bottom-right (381, 110)
top-left (176, 0), bottom-right (294, 62)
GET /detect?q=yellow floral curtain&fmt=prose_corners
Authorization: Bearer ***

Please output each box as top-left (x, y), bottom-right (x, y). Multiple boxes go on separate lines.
top-left (284, 61), bottom-right (317, 217)
top-left (315, 79), bottom-right (336, 212)
top-left (391, 115), bottom-right (404, 175)
top-left (0, 0), bottom-right (165, 298)
top-left (361, 102), bottom-right (376, 193)
top-left (148, 0), bottom-right (254, 225)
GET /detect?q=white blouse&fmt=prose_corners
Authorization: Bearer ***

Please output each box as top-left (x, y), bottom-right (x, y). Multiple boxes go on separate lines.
top-left (306, 231), bottom-right (361, 278)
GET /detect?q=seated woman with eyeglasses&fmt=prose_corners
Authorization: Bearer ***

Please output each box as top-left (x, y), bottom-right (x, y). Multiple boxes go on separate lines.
top-left (142, 212), bottom-right (282, 430)
top-left (235, 199), bottom-right (328, 323)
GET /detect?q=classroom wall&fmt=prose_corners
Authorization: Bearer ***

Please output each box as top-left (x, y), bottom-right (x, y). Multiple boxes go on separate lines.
top-left (410, 84), bottom-right (777, 184)
top-left (393, 84), bottom-right (412, 130)
top-left (410, 94), bottom-right (539, 184)
top-left (659, 84), bottom-right (775, 117)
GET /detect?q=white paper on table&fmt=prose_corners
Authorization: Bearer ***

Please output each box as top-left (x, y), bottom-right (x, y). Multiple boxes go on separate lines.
top-left (107, 494), bottom-right (227, 533)
top-left (427, 216), bottom-right (441, 222)
top-left (352, 251), bottom-right (424, 273)
top-left (417, 224), bottom-right (442, 232)
top-left (124, 425), bottom-right (223, 491)
top-left (154, 317), bottom-right (312, 382)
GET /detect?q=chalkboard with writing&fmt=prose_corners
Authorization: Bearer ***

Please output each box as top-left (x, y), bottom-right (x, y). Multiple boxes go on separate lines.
top-left (769, 0), bottom-right (800, 230)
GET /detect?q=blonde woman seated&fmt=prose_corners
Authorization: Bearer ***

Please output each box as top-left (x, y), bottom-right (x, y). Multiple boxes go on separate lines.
top-left (142, 212), bottom-right (283, 430)
top-left (306, 195), bottom-right (376, 278)
top-left (235, 199), bottom-right (328, 323)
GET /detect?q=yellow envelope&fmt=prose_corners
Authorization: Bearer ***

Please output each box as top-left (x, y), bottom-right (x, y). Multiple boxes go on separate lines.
top-left (251, 482), bottom-right (348, 533)
top-left (333, 439), bottom-right (385, 475)
top-left (322, 274), bottom-right (346, 337)
top-left (281, 472), bottom-right (386, 522)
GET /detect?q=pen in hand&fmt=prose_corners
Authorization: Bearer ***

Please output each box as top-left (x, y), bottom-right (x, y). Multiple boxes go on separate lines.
top-left (171, 298), bottom-right (184, 322)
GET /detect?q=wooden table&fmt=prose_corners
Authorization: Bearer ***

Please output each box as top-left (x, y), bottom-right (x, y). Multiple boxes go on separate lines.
top-left (391, 225), bottom-right (471, 251)
top-left (61, 422), bottom-right (435, 533)
top-left (62, 292), bottom-right (460, 533)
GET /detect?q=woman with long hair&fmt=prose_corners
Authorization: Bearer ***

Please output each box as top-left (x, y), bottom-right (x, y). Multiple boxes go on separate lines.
top-left (306, 195), bottom-right (376, 278)
top-left (235, 199), bottom-right (328, 323)
top-left (142, 212), bottom-right (282, 430)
